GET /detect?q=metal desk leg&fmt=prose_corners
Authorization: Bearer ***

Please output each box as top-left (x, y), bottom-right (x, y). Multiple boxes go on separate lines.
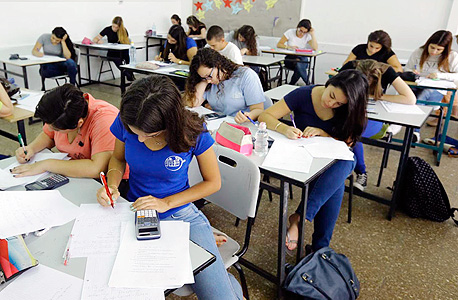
top-left (22, 66), bottom-right (29, 89)
top-left (435, 90), bottom-right (456, 166)
top-left (2, 63), bottom-right (7, 78)
top-left (17, 120), bottom-right (27, 144)
top-left (309, 56), bottom-right (316, 85)
top-left (277, 181), bottom-right (289, 299)
top-left (120, 69), bottom-right (126, 94)
top-left (388, 126), bottom-right (414, 220)
top-left (86, 48), bottom-right (92, 83)
top-left (146, 37), bottom-right (149, 61)
top-left (296, 185), bottom-right (308, 262)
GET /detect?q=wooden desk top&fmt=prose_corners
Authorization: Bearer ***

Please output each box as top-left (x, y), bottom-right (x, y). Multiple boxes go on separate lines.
top-left (2, 106), bottom-right (35, 123)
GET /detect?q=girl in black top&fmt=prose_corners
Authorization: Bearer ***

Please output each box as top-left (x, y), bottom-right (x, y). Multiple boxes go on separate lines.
top-left (171, 14), bottom-right (181, 26)
top-left (92, 16), bottom-right (135, 81)
top-left (342, 30), bottom-right (403, 72)
top-left (186, 16), bottom-right (207, 48)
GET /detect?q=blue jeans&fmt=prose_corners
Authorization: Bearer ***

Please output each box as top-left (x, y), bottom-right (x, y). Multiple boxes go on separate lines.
top-left (40, 59), bottom-right (78, 85)
top-left (414, 88), bottom-right (444, 133)
top-left (295, 158), bottom-right (356, 251)
top-left (289, 56), bottom-right (310, 85)
top-left (162, 204), bottom-right (243, 300)
top-left (353, 120), bottom-right (384, 174)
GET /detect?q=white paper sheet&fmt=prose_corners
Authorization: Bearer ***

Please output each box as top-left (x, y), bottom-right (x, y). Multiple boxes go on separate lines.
top-left (0, 152), bottom-right (69, 190)
top-left (0, 264), bottom-right (83, 300)
top-left (262, 139), bottom-right (314, 173)
top-left (20, 54), bottom-right (66, 63)
top-left (416, 77), bottom-right (456, 89)
top-left (69, 203), bottom-right (133, 257)
top-left (15, 91), bottom-right (44, 112)
top-left (82, 256), bottom-right (164, 300)
top-left (380, 101), bottom-right (425, 115)
top-left (187, 106), bottom-right (214, 116)
top-left (109, 221), bottom-right (193, 289)
top-left (0, 190), bottom-right (80, 239)
top-left (296, 137), bottom-right (355, 161)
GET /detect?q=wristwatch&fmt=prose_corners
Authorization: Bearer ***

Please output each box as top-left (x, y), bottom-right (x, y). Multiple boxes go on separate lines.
top-left (178, 60), bottom-right (182, 65)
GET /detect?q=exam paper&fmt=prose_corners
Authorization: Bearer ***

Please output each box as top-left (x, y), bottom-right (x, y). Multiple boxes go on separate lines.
top-left (380, 101), bottom-right (425, 115)
top-left (0, 152), bottom-right (69, 190)
top-left (81, 256), bottom-right (164, 300)
top-left (15, 91), bottom-right (44, 112)
top-left (20, 54), bottom-right (66, 63)
top-left (262, 139), bottom-right (313, 173)
top-left (297, 137), bottom-right (355, 161)
top-left (0, 264), bottom-right (83, 300)
top-left (416, 77), bottom-right (456, 89)
top-left (69, 203), bottom-right (133, 257)
top-left (0, 190), bottom-right (80, 239)
top-left (109, 221), bottom-right (194, 289)
top-left (187, 106), bottom-right (214, 116)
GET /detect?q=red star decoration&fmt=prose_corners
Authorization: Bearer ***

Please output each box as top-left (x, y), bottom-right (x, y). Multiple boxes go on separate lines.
top-left (235, 0), bottom-right (242, 3)
top-left (223, 0), bottom-right (232, 8)
top-left (194, 1), bottom-right (203, 11)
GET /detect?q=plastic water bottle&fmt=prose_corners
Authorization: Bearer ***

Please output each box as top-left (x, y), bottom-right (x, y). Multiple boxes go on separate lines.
top-left (151, 23), bottom-right (157, 36)
top-left (129, 42), bottom-right (136, 65)
top-left (254, 122), bottom-right (268, 157)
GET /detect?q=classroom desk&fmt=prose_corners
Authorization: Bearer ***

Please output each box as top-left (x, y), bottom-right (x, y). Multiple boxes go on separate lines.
top-left (264, 84), bottom-right (298, 101)
top-left (261, 48), bottom-right (326, 85)
top-left (206, 116), bottom-right (335, 299)
top-left (119, 63), bottom-right (189, 93)
top-left (0, 55), bottom-right (66, 88)
top-left (0, 106), bottom-right (34, 145)
top-left (0, 157), bottom-right (215, 297)
top-left (75, 42), bottom-right (144, 88)
top-left (265, 84), bottom-right (433, 220)
top-left (242, 55), bottom-right (284, 90)
top-left (144, 34), bottom-right (167, 60)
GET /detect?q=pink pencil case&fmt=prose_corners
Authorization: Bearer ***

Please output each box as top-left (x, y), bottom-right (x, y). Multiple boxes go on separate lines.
top-left (215, 122), bottom-right (253, 156)
top-left (295, 49), bottom-right (313, 53)
top-left (82, 37), bottom-right (93, 45)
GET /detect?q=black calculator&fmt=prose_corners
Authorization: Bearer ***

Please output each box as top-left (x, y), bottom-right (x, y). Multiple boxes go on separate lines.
top-left (25, 174), bottom-right (69, 191)
top-left (135, 209), bottom-right (161, 240)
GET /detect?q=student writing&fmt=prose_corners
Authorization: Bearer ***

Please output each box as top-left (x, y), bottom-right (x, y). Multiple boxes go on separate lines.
top-left (32, 27), bottom-right (78, 86)
top-left (155, 25), bottom-right (197, 65)
top-left (185, 48), bottom-right (267, 124)
top-left (186, 15), bottom-right (207, 48)
top-left (258, 70), bottom-right (369, 254)
top-left (96, 75), bottom-right (244, 300)
top-left (13, 84), bottom-right (122, 178)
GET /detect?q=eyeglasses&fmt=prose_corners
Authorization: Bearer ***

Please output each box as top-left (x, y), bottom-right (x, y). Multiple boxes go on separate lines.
top-left (201, 68), bottom-right (214, 80)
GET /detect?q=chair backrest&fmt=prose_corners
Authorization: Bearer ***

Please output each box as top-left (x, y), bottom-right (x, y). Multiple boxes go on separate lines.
top-left (188, 144), bottom-right (260, 220)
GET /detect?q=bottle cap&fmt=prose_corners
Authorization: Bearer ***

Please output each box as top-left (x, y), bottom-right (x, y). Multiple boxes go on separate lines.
top-left (259, 122), bottom-right (267, 130)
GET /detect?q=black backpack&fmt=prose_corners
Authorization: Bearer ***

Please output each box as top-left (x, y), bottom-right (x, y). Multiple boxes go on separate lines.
top-left (400, 156), bottom-right (458, 225)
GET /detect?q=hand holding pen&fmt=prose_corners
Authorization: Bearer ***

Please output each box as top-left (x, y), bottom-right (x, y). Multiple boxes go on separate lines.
top-left (15, 134), bottom-right (33, 163)
top-left (236, 110), bottom-right (257, 125)
top-left (286, 113), bottom-right (303, 139)
top-left (98, 172), bottom-right (118, 208)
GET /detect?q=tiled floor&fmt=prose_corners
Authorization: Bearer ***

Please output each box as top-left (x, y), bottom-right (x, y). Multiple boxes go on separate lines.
top-left (1, 80), bottom-right (457, 299)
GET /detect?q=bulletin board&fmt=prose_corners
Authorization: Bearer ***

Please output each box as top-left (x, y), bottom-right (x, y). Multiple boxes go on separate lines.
top-left (191, 0), bottom-right (302, 37)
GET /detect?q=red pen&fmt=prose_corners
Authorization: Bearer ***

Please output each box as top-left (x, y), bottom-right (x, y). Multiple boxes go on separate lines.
top-left (100, 172), bottom-right (114, 208)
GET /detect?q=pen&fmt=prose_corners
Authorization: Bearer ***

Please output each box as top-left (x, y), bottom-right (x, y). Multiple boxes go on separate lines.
top-left (241, 110), bottom-right (258, 126)
top-left (100, 172), bottom-right (114, 208)
top-left (18, 133), bottom-right (27, 155)
top-left (63, 234), bottom-right (73, 266)
top-left (367, 111), bottom-right (378, 115)
top-left (290, 113), bottom-right (297, 128)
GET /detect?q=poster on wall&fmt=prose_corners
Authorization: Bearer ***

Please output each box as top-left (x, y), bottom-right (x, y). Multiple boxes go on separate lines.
top-left (192, 0), bottom-right (301, 37)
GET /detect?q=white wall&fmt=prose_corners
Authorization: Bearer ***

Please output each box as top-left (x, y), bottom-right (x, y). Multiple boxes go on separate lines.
top-left (0, 0), bottom-right (189, 90)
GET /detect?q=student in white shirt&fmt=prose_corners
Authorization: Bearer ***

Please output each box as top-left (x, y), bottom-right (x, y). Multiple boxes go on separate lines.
top-left (277, 19), bottom-right (318, 85)
top-left (206, 25), bottom-right (244, 65)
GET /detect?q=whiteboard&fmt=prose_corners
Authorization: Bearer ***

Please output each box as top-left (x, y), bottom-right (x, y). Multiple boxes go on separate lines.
top-left (192, 0), bottom-right (302, 37)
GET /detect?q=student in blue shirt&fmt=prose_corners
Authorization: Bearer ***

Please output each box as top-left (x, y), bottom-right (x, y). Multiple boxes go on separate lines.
top-left (185, 48), bottom-right (268, 124)
top-left (155, 25), bottom-right (197, 65)
top-left (259, 70), bottom-right (369, 255)
top-left (96, 75), bottom-right (243, 300)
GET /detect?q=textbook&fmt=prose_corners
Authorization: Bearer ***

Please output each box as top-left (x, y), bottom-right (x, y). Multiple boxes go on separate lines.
top-left (0, 235), bottom-right (38, 284)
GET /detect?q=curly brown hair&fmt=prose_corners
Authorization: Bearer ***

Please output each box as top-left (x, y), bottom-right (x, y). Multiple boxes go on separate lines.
top-left (184, 48), bottom-right (240, 106)
top-left (120, 75), bottom-right (205, 153)
top-left (234, 25), bottom-right (258, 55)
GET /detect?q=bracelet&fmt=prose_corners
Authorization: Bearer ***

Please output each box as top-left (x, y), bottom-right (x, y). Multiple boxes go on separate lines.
top-left (107, 168), bottom-right (123, 176)
top-left (274, 122), bottom-right (283, 131)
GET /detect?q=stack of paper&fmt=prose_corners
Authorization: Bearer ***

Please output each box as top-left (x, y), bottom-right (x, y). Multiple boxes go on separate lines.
top-left (109, 221), bottom-right (193, 289)
top-left (15, 91), bottom-right (44, 112)
top-left (416, 77), bottom-right (456, 89)
top-left (380, 101), bottom-right (425, 115)
top-left (0, 152), bottom-right (69, 190)
top-left (0, 190), bottom-right (80, 238)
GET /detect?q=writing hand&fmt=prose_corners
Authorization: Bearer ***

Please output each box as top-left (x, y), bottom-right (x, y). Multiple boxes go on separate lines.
top-left (284, 126), bottom-right (303, 139)
top-left (234, 110), bottom-right (249, 124)
top-left (15, 146), bottom-right (34, 163)
top-left (96, 185), bottom-right (120, 207)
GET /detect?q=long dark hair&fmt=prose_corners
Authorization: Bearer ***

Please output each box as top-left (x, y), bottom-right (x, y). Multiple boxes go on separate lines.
top-left (52, 27), bottom-right (76, 61)
top-left (185, 48), bottom-right (240, 105)
top-left (162, 25), bottom-right (188, 61)
top-left (420, 30), bottom-right (453, 72)
top-left (325, 70), bottom-right (368, 145)
top-left (35, 84), bottom-right (88, 130)
top-left (351, 59), bottom-right (390, 100)
top-left (120, 75), bottom-right (205, 153)
top-left (171, 14), bottom-right (181, 25)
top-left (234, 25), bottom-right (258, 55)
top-left (367, 30), bottom-right (392, 52)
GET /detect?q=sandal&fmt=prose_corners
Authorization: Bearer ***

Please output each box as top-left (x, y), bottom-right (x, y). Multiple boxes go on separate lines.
top-left (285, 232), bottom-right (298, 257)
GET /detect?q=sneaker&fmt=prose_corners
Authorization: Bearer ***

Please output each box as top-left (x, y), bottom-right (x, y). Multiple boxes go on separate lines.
top-left (413, 132), bottom-right (420, 144)
top-left (386, 124), bottom-right (402, 136)
top-left (354, 172), bottom-right (367, 191)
